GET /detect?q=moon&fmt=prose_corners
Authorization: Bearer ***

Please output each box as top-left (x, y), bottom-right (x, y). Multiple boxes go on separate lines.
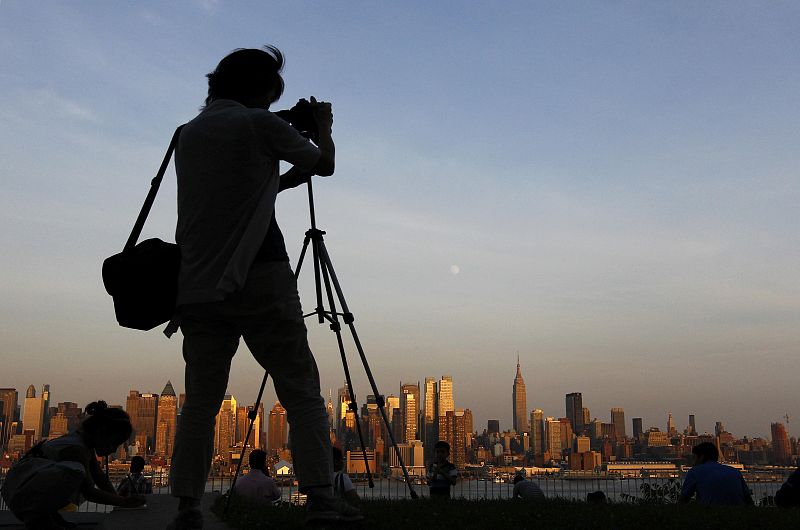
top-left (449, 265), bottom-right (460, 275)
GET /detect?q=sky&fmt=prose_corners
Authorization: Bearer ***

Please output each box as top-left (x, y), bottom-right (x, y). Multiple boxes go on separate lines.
top-left (1, 1), bottom-right (798, 439)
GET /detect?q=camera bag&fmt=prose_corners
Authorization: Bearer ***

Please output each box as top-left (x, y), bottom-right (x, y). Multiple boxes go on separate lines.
top-left (102, 125), bottom-right (184, 330)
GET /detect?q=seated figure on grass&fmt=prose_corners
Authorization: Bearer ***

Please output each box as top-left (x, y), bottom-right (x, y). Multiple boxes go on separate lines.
top-left (332, 446), bottom-right (360, 506)
top-left (232, 449), bottom-right (281, 505)
top-left (0, 401), bottom-right (146, 530)
top-left (117, 455), bottom-right (153, 497)
top-left (679, 442), bottom-right (753, 506)
top-left (775, 467), bottom-right (800, 508)
top-left (426, 441), bottom-right (457, 499)
top-left (513, 474), bottom-right (545, 501)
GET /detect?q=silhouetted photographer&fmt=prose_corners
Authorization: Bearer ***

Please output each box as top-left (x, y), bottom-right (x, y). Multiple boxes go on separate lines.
top-left (166, 46), bottom-right (361, 529)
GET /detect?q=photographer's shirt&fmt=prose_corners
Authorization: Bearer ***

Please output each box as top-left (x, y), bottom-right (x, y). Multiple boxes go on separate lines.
top-left (174, 99), bottom-right (320, 306)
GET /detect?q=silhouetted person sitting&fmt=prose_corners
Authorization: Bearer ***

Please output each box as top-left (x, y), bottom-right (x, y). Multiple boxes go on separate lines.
top-left (332, 446), bottom-right (360, 506)
top-left (775, 467), bottom-right (800, 508)
top-left (513, 474), bottom-right (545, 501)
top-left (426, 441), bottom-right (457, 499)
top-left (679, 442), bottom-right (753, 506)
top-left (117, 455), bottom-right (153, 497)
top-left (1, 401), bottom-right (145, 530)
top-left (232, 449), bottom-right (281, 505)
top-left (167, 45), bottom-right (360, 529)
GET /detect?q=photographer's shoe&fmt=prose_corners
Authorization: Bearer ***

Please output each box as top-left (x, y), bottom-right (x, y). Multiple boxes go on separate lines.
top-left (166, 508), bottom-right (204, 530)
top-left (305, 494), bottom-right (363, 524)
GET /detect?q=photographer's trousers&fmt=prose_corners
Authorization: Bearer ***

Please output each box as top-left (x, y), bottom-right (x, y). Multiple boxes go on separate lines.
top-left (169, 261), bottom-right (332, 499)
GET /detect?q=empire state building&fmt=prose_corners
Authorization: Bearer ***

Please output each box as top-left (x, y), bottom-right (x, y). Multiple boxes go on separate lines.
top-left (512, 355), bottom-right (528, 433)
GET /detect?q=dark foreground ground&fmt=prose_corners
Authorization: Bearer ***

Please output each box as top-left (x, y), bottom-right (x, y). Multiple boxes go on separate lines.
top-left (214, 496), bottom-right (800, 530)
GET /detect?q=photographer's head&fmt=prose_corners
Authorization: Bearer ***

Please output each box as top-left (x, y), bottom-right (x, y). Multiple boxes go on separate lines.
top-left (206, 46), bottom-right (285, 108)
top-left (80, 401), bottom-right (133, 457)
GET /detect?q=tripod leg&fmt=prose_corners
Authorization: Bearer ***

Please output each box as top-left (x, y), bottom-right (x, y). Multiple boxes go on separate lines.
top-left (316, 240), bottom-right (418, 499)
top-left (318, 255), bottom-right (375, 488)
top-left (294, 234), bottom-right (312, 279)
top-left (224, 371), bottom-right (269, 517)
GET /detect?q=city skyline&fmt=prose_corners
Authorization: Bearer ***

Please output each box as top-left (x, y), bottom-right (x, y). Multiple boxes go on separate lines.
top-left (1, 3), bottom-right (798, 441)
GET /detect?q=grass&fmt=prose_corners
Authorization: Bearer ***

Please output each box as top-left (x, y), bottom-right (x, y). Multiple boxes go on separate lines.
top-left (212, 495), bottom-right (800, 529)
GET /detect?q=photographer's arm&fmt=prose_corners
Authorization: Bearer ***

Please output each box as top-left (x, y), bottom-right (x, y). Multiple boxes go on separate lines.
top-left (278, 166), bottom-right (312, 192)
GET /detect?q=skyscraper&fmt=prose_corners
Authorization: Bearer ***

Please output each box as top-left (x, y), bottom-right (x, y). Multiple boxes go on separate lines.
top-left (22, 385), bottom-right (45, 442)
top-left (512, 355), bottom-right (528, 434)
top-left (214, 395), bottom-right (237, 455)
top-left (268, 401), bottom-right (288, 451)
top-left (688, 414), bottom-right (696, 435)
top-left (565, 393), bottom-right (583, 434)
top-left (0, 388), bottom-right (18, 449)
top-left (400, 382), bottom-right (420, 442)
top-left (437, 376), bottom-right (454, 418)
top-left (127, 391), bottom-right (159, 454)
top-left (40, 385), bottom-right (51, 438)
top-left (632, 417), bottom-right (643, 441)
top-left (423, 377), bottom-right (438, 461)
top-left (771, 422), bottom-right (791, 465)
top-left (611, 408), bottom-right (626, 440)
top-left (545, 417), bottom-right (562, 454)
top-left (667, 412), bottom-right (676, 436)
top-left (155, 381), bottom-right (177, 458)
top-left (530, 409), bottom-right (544, 455)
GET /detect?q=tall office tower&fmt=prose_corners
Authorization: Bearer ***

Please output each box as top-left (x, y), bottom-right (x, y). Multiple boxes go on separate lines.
top-left (512, 356), bottom-right (528, 434)
top-left (22, 385), bottom-right (45, 442)
top-left (632, 418), bottom-right (643, 441)
top-left (565, 393), bottom-right (583, 434)
top-left (487, 419), bottom-right (500, 434)
top-left (771, 422), bottom-right (791, 465)
top-left (611, 408), bottom-right (626, 440)
top-left (214, 395), bottom-right (237, 455)
top-left (582, 407), bottom-right (591, 428)
top-left (139, 393), bottom-right (159, 454)
top-left (437, 376), bottom-right (454, 418)
top-left (530, 409), bottom-right (544, 455)
top-left (423, 378), bottom-right (438, 460)
top-left (0, 388), bottom-right (18, 449)
top-left (463, 408), bottom-right (474, 452)
top-left (714, 421), bottom-right (725, 437)
top-left (155, 381), bottom-right (177, 458)
top-left (688, 414), bottom-right (697, 435)
top-left (235, 406), bottom-right (248, 446)
top-left (385, 395), bottom-right (399, 425)
top-left (337, 382), bottom-right (351, 438)
top-left (438, 409), bottom-right (467, 469)
top-left (545, 417), bottom-right (562, 454)
top-left (40, 385), bottom-right (51, 438)
top-left (55, 402), bottom-right (80, 433)
top-left (268, 401), bottom-right (288, 451)
top-left (400, 382), bottom-right (420, 442)
top-left (558, 418), bottom-right (574, 452)
top-left (667, 412), bottom-right (676, 436)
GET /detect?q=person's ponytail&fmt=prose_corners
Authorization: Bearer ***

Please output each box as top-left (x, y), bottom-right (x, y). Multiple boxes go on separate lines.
top-left (81, 400), bottom-right (133, 443)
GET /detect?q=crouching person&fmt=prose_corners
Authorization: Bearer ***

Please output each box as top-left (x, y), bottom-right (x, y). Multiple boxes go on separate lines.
top-left (1, 401), bottom-right (146, 529)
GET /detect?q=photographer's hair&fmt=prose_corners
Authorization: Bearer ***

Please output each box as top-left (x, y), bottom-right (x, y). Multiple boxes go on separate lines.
top-left (692, 441), bottom-right (719, 462)
top-left (81, 401), bottom-right (132, 444)
top-left (205, 46), bottom-right (285, 107)
top-left (249, 449), bottom-right (267, 471)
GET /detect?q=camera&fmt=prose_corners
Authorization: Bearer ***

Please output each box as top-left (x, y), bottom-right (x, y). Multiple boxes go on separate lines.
top-left (275, 98), bottom-right (318, 142)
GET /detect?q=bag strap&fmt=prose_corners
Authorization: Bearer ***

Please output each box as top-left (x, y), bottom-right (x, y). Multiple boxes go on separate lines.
top-left (123, 125), bottom-right (185, 252)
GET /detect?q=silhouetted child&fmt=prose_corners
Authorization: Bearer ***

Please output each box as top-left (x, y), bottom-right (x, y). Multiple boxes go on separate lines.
top-left (1, 401), bottom-right (146, 529)
top-left (426, 441), bottom-right (457, 499)
top-left (332, 446), bottom-right (360, 506)
top-left (117, 455), bottom-right (153, 497)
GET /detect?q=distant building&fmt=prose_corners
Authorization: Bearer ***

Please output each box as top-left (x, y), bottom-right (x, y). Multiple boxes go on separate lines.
top-left (22, 385), bottom-right (45, 442)
top-left (214, 395), bottom-right (237, 456)
top-left (545, 417), bottom-right (562, 455)
top-left (48, 413), bottom-right (69, 438)
top-left (530, 409), bottom-right (544, 455)
top-left (632, 418), bottom-right (643, 441)
top-left (565, 393), bottom-right (583, 434)
top-left (400, 382), bottom-right (420, 443)
top-left (688, 414), bottom-right (697, 436)
top-left (771, 422), bottom-right (791, 465)
top-left (126, 391), bottom-right (159, 454)
top-left (667, 412), bottom-right (676, 436)
top-left (611, 408), bottom-right (626, 440)
top-left (155, 381), bottom-right (177, 458)
top-left (0, 388), bottom-right (19, 449)
top-left (268, 401), bottom-right (288, 452)
top-left (487, 419), bottom-right (500, 434)
top-left (512, 356), bottom-right (528, 433)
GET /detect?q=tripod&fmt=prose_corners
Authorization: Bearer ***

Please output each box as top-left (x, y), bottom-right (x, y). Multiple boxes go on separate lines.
top-left (226, 179), bottom-right (417, 515)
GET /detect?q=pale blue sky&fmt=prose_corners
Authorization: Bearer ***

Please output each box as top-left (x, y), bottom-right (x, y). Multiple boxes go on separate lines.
top-left (1, 1), bottom-right (798, 438)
